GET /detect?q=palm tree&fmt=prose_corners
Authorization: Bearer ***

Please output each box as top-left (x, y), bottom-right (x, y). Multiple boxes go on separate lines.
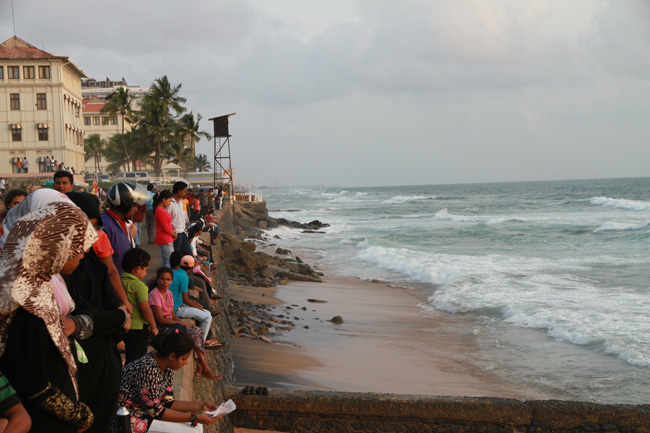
top-left (177, 112), bottom-right (212, 176)
top-left (192, 153), bottom-right (212, 172)
top-left (139, 76), bottom-right (187, 176)
top-left (137, 98), bottom-right (176, 176)
top-left (149, 75), bottom-right (186, 119)
top-left (166, 134), bottom-right (193, 173)
top-left (101, 87), bottom-right (134, 170)
top-left (84, 133), bottom-right (106, 174)
top-left (103, 133), bottom-right (131, 174)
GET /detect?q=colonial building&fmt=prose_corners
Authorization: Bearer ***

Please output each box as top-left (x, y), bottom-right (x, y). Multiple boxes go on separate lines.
top-left (0, 36), bottom-right (87, 174)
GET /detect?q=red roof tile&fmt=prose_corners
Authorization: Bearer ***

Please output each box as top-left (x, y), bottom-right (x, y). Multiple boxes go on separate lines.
top-left (0, 36), bottom-right (65, 60)
top-left (82, 97), bottom-right (107, 113)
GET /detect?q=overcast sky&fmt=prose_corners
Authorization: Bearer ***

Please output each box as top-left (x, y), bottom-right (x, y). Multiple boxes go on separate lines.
top-left (2, 0), bottom-right (649, 188)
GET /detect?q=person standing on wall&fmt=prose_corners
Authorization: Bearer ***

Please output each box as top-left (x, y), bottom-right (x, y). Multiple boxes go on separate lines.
top-left (169, 182), bottom-right (191, 254)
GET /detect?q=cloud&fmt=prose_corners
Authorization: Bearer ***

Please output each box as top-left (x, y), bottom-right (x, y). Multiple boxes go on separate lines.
top-left (2, 0), bottom-right (649, 187)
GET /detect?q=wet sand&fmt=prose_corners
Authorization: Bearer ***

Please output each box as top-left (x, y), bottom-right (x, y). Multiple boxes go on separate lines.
top-left (230, 276), bottom-right (554, 399)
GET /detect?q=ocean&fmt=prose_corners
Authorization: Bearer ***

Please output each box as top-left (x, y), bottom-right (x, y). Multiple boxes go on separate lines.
top-left (255, 177), bottom-right (650, 404)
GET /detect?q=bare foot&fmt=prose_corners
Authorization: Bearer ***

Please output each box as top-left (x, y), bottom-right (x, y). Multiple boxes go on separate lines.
top-left (200, 368), bottom-right (222, 380)
top-left (194, 362), bottom-right (203, 377)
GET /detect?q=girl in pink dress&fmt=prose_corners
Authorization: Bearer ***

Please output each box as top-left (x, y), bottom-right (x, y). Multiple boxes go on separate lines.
top-left (148, 268), bottom-right (220, 380)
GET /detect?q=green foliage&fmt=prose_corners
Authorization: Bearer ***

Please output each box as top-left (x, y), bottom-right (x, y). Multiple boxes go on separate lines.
top-left (84, 133), bottom-right (106, 174)
top-left (96, 76), bottom-right (211, 178)
top-left (192, 154), bottom-right (212, 172)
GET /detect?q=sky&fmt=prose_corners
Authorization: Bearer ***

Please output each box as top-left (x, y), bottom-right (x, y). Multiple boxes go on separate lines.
top-left (2, 0), bottom-right (649, 188)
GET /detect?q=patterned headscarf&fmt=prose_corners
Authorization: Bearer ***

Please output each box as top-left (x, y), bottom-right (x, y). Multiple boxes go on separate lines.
top-left (0, 189), bottom-right (73, 249)
top-left (0, 202), bottom-right (97, 395)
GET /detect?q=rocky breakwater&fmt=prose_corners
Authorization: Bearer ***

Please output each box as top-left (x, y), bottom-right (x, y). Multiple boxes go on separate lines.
top-left (225, 201), bottom-right (331, 343)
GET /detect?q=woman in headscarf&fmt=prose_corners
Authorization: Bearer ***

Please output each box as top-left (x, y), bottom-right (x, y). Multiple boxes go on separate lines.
top-left (0, 188), bottom-right (72, 250)
top-left (0, 201), bottom-right (97, 432)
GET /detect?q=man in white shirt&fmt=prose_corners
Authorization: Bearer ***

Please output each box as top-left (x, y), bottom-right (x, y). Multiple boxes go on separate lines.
top-left (169, 181), bottom-right (191, 253)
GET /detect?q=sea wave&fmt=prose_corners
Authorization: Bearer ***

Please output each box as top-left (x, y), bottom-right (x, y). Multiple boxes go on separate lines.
top-left (355, 243), bottom-right (463, 286)
top-left (434, 209), bottom-right (521, 225)
top-left (593, 221), bottom-right (650, 233)
top-left (381, 195), bottom-right (436, 205)
top-left (590, 197), bottom-right (650, 211)
top-left (429, 272), bottom-right (650, 368)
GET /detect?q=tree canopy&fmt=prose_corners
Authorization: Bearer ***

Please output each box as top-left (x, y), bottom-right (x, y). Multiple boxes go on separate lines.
top-left (101, 75), bottom-right (211, 177)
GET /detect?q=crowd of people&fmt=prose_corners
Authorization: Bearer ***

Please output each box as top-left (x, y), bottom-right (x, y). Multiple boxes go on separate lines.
top-left (0, 173), bottom-right (228, 433)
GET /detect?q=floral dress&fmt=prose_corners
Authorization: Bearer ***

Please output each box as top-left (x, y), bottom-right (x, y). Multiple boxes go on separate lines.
top-left (113, 353), bottom-right (175, 433)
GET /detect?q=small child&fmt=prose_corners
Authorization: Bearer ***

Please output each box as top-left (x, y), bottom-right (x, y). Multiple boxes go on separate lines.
top-left (121, 248), bottom-right (159, 365)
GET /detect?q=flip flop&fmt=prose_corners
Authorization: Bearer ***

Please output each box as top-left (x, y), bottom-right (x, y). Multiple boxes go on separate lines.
top-left (205, 341), bottom-right (224, 349)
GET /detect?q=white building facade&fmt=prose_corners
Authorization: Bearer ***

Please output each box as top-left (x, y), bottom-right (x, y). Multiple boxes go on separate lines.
top-left (0, 36), bottom-right (87, 174)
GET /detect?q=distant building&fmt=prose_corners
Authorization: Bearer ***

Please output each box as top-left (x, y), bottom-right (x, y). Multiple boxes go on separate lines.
top-left (0, 36), bottom-right (87, 174)
top-left (81, 77), bottom-right (148, 102)
top-left (82, 96), bottom-right (122, 173)
top-left (81, 78), bottom-right (147, 174)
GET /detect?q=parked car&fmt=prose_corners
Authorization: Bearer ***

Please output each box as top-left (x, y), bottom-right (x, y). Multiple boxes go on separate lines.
top-left (83, 173), bottom-right (111, 183)
top-left (114, 171), bottom-right (150, 185)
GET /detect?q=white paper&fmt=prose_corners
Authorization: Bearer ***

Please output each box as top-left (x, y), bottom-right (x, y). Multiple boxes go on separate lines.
top-left (206, 399), bottom-right (236, 418)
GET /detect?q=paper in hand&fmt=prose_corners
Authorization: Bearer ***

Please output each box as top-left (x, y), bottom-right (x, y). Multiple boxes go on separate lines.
top-left (206, 399), bottom-right (236, 418)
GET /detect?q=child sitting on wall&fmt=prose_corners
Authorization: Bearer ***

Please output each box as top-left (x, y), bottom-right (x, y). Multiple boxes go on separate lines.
top-left (121, 248), bottom-right (159, 365)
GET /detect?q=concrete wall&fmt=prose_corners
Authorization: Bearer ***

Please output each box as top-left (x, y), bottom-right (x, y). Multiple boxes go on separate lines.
top-left (192, 204), bottom-right (236, 433)
top-left (224, 388), bottom-right (650, 433)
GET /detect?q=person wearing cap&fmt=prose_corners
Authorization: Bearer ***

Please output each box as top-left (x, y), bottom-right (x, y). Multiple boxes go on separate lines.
top-left (101, 182), bottom-right (150, 275)
top-left (169, 252), bottom-right (213, 343)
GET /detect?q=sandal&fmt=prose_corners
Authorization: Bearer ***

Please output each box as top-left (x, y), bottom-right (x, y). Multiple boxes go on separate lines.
top-left (205, 340), bottom-right (224, 349)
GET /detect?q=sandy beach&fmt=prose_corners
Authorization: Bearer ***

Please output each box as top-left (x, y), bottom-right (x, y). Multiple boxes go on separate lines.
top-left (230, 274), bottom-right (555, 400)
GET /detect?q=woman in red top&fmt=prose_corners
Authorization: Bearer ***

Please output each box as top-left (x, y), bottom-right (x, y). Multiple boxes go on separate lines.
top-left (154, 190), bottom-right (176, 268)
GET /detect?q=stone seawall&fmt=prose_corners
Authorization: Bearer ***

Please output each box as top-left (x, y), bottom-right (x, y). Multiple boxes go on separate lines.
top-left (224, 388), bottom-right (650, 433)
top-left (192, 203), bottom-right (236, 433)
top-left (203, 201), bottom-right (650, 433)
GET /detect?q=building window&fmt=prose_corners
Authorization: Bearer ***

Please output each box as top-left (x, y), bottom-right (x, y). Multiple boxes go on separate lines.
top-left (36, 93), bottom-right (47, 110)
top-left (38, 127), bottom-right (48, 141)
top-left (10, 94), bottom-right (20, 110)
top-left (11, 127), bottom-right (21, 142)
top-left (84, 116), bottom-right (91, 125)
top-left (93, 116), bottom-right (100, 125)
top-left (38, 66), bottom-right (50, 79)
top-left (23, 66), bottom-right (35, 79)
top-left (0, 67), bottom-right (3, 79)
top-left (7, 66), bottom-right (19, 79)
top-left (111, 117), bottom-right (118, 125)
top-left (102, 116), bottom-right (109, 125)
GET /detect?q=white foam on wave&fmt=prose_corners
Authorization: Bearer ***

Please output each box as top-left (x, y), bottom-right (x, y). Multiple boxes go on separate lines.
top-left (322, 190), bottom-right (349, 198)
top-left (593, 221), bottom-right (650, 233)
top-left (434, 209), bottom-right (520, 225)
top-left (429, 268), bottom-right (650, 368)
top-left (326, 223), bottom-right (353, 234)
top-left (381, 195), bottom-right (435, 205)
top-left (262, 225), bottom-right (305, 241)
top-left (590, 197), bottom-right (650, 211)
